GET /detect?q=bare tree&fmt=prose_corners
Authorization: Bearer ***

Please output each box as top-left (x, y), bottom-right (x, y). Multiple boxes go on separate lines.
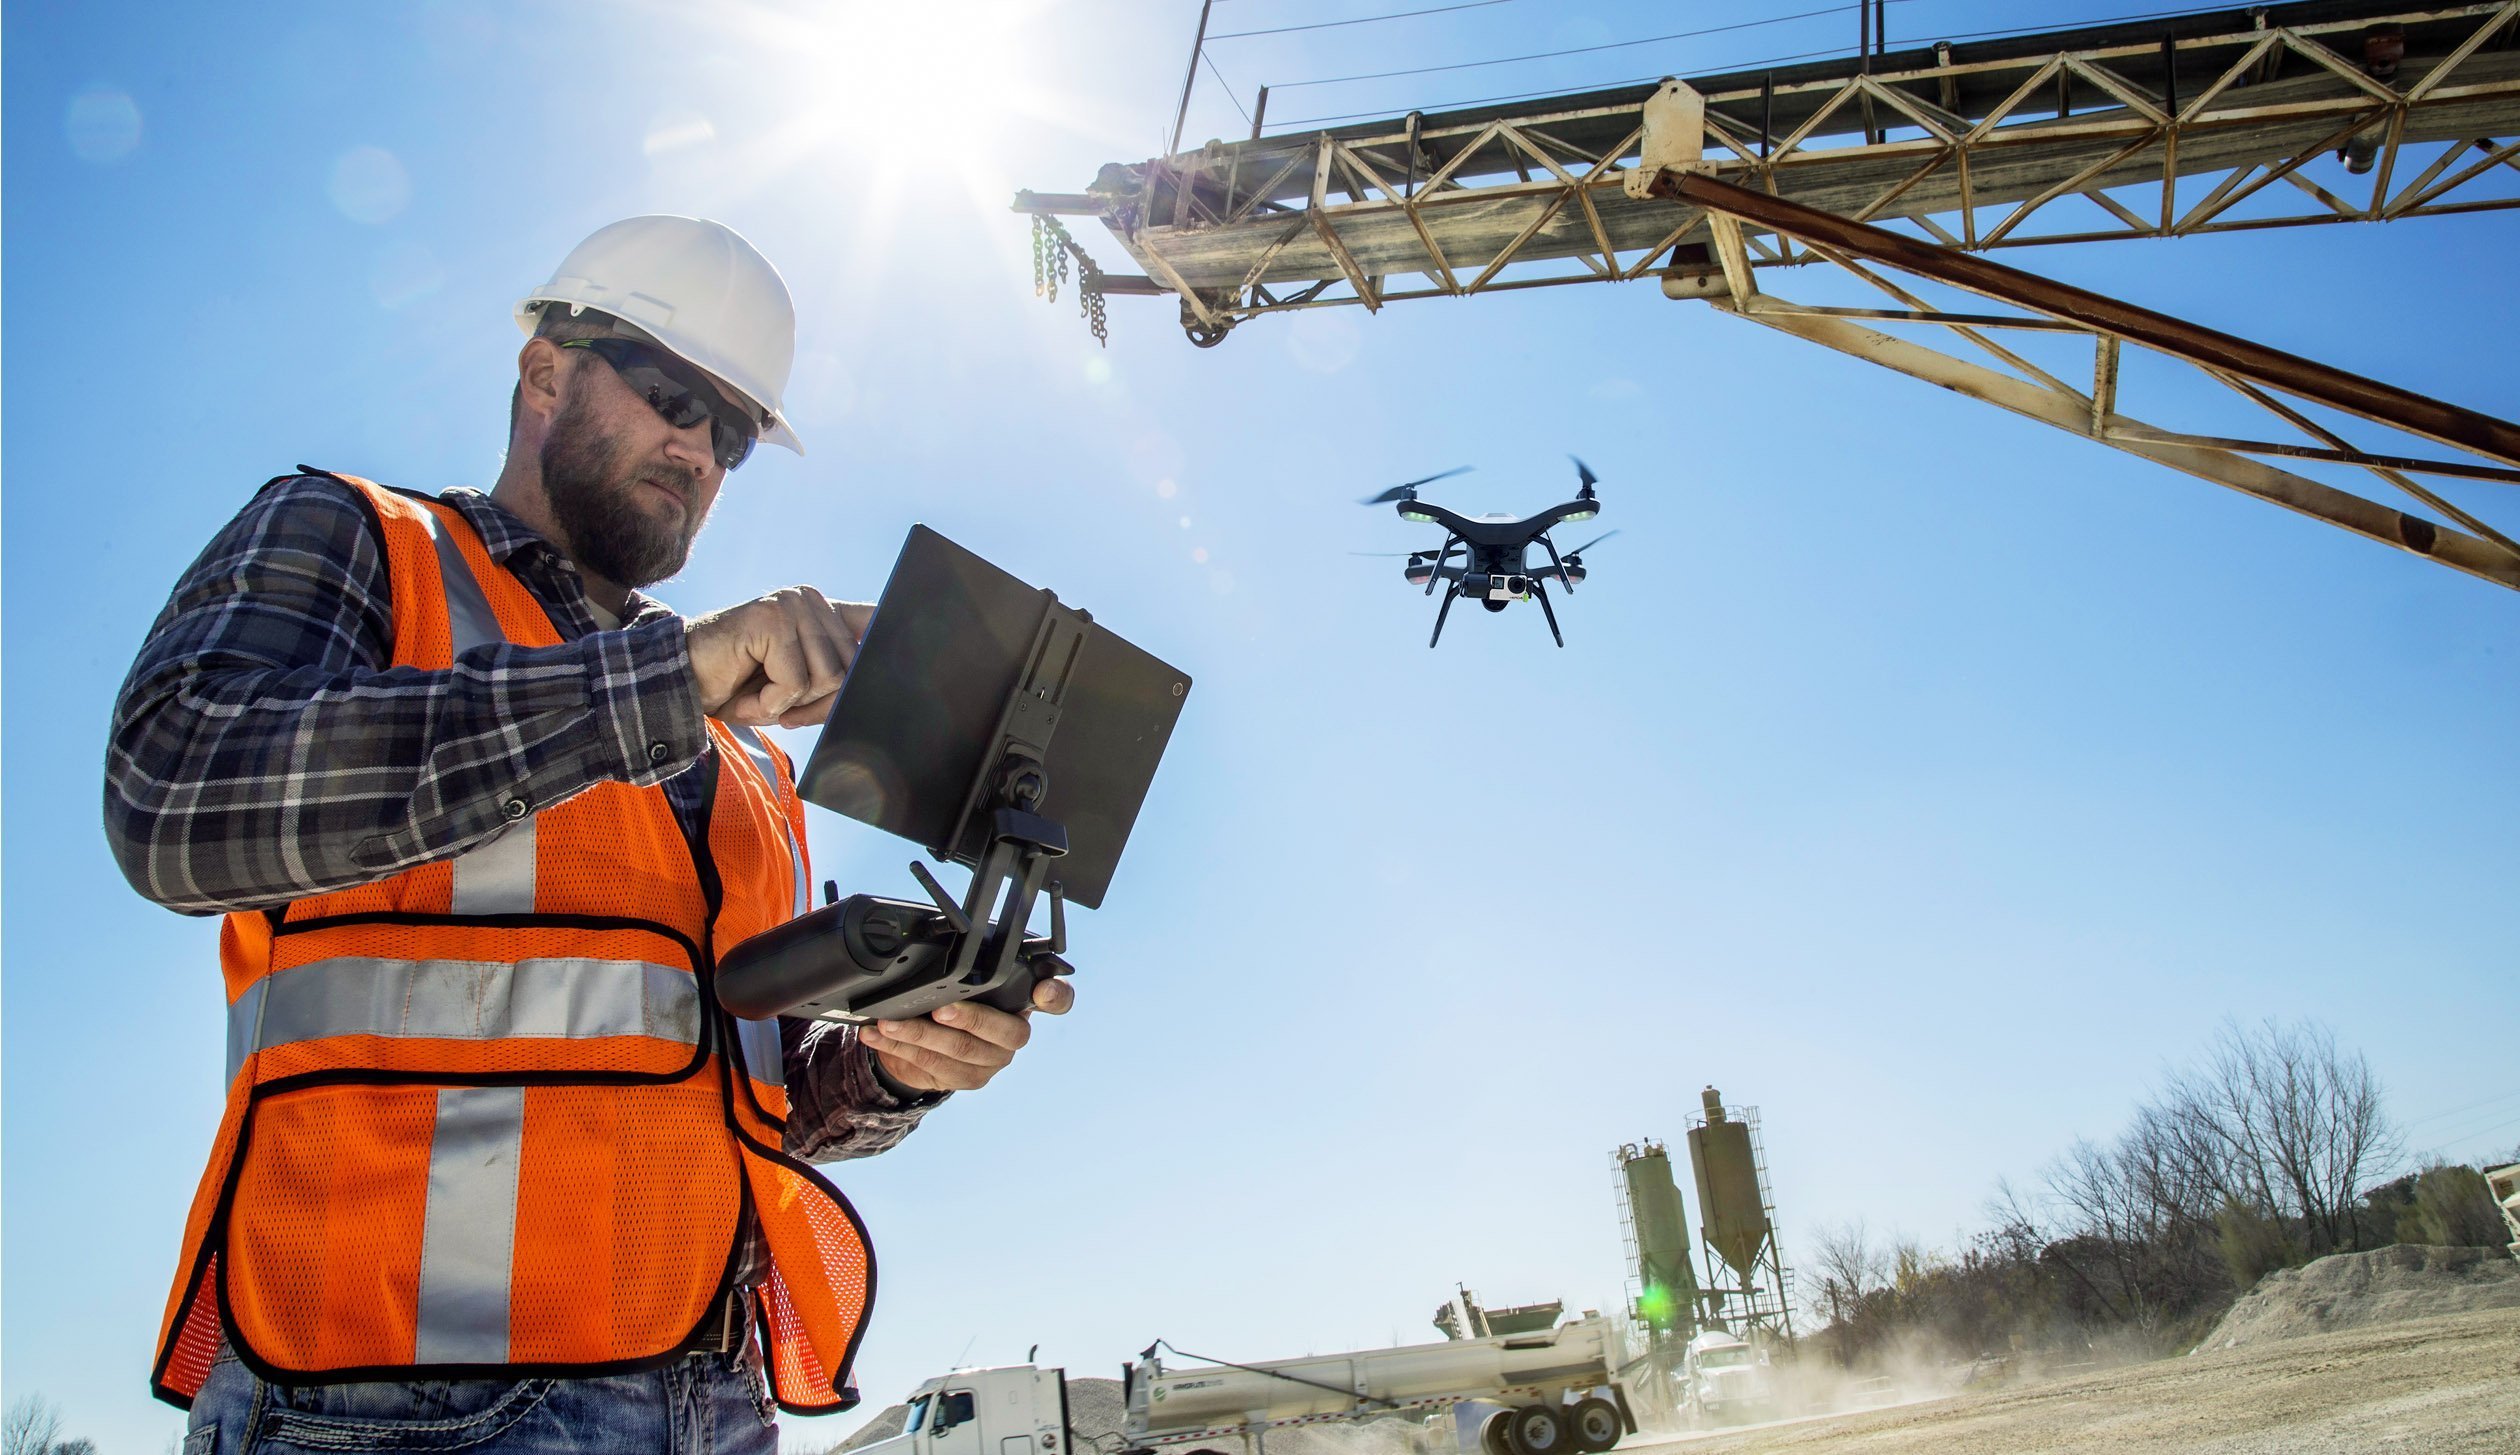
top-left (2155, 1019), bottom-right (2402, 1255)
top-left (1807, 1218), bottom-right (1887, 1335)
top-left (1, 1397), bottom-right (63, 1455)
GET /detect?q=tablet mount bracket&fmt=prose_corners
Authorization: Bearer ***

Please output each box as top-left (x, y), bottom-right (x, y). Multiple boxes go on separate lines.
top-left (712, 592), bottom-right (1093, 1024)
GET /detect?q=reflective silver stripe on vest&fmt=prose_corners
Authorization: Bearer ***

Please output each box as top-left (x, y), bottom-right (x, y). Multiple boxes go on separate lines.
top-left (413, 1086), bottom-right (524, 1363)
top-left (416, 503), bottom-right (540, 911)
top-left (450, 820), bottom-right (537, 915)
top-left (726, 727), bottom-right (799, 1090)
top-left (227, 956), bottom-right (701, 1080)
top-left (737, 1013), bottom-right (783, 1089)
top-left (415, 505), bottom-right (504, 657)
top-left (227, 977), bottom-right (269, 1086)
top-left (729, 726), bottom-right (810, 918)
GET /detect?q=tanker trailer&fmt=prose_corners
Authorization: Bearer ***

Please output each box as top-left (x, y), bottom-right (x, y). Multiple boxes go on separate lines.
top-left (1125, 1315), bottom-right (1633, 1455)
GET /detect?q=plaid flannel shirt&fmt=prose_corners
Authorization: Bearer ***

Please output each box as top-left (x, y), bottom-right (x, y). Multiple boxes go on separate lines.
top-left (104, 471), bottom-right (942, 1171)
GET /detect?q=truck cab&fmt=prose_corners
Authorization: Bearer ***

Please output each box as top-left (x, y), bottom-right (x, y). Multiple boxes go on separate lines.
top-left (852, 1366), bottom-right (1073, 1455)
top-left (1679, 1332), bottom-right (1770, 1428)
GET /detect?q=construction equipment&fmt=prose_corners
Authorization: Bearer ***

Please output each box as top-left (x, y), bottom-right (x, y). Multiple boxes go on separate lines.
top-left (1127, 1321), bottom-right (1632, 1455)
top-left (1613, 1141), bottom-right (1702, 1341)
top-left (1014, 0), bottom-right (2520, 591)
top-left (1686, 1088), bottom-right (1796, 1345)
top-left (1677, 1328), bottom-right (1776, 1429)
top-left (1435, 1286), bottom-right (1567, 1340)
top-left (851, 1320), bottom-right (1635, 1455)
top-left (2488, 1161), bottom-right (2520, 1261)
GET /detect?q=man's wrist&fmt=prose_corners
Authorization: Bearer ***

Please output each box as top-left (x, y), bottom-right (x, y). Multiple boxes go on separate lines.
top-left (865, 1042), bottom-right (950, 1107)
top-left (588, 616), bottom-right (707, 785)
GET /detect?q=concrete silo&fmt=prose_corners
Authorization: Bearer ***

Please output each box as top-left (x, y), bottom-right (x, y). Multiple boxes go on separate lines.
top-left (1613, 1140), bottom-right (1700, 1339)
top-left (1684, 1086), bottom-right (1795, 1343)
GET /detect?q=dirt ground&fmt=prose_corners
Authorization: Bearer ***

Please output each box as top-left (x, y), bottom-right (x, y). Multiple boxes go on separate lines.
top-left (1628, 1306), bottom-right (2520, 1455)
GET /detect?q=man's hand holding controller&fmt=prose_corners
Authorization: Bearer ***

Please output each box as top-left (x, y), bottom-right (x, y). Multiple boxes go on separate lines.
top-left (683, 587), bottom-right (1076, 1091)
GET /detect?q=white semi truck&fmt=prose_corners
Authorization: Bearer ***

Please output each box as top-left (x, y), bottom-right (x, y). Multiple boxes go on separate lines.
top-left (1677, 1330), bottom-right (1774, 1428)
top-left (852, 1317), bottom-right (1634, 1455)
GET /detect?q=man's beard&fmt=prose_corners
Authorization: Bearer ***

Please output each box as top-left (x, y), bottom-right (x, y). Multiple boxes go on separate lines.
top-left (539, 388), bottom-right (703, 590)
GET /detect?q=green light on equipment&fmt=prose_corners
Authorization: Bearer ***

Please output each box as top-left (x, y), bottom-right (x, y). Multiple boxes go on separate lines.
top-left (1635, 1283), bottom-right (1676, 1328)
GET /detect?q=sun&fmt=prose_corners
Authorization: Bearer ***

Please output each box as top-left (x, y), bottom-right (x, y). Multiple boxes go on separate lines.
top-left (680, 0), bottom-right (1108, 231)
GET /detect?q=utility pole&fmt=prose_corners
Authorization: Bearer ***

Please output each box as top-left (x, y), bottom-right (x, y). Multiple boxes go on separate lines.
top-left (1168, 0), bottom-right (1217, 158)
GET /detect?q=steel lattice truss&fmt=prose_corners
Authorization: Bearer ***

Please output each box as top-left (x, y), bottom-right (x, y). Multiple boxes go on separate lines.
top-left (1017, 1), bottom-right (2520, 333)
top-left (1014, 0), bottom-right (2520, 590)
top-left (1665, 169), bottom-right (2520, 588)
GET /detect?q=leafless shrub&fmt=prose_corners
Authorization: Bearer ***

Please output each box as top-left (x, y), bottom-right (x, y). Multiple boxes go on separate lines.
top-left (1, 1397), bottom-right (63, 1455)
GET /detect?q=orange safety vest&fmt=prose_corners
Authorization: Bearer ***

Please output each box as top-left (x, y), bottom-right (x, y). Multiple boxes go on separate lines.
top-left (151, 473), bottom-right (873, 1415)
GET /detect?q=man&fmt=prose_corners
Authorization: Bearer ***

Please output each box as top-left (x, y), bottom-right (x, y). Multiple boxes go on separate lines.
top-left (104, 215), bottom-right (1069, 1453)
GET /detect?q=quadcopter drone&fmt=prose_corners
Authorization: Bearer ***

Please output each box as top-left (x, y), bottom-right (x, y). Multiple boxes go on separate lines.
top-left (1357, 458), bottom-right (1618, 648)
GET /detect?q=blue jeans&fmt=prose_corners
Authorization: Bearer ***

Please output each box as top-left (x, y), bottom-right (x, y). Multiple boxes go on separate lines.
top-left (183, 1341), bottom-right (780, 1454)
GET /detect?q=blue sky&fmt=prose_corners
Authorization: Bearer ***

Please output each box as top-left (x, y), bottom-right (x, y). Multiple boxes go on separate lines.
top-left (6, 1), bottom-right (2516, 1450)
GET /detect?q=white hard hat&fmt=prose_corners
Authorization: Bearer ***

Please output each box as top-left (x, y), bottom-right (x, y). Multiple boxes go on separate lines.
top-left (516, 215), bottom-right (804, 456)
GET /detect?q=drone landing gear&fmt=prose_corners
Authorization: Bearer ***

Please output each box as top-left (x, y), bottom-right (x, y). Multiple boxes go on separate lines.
top-left (1529, 578), bottom-right (1565, 648)
top-left (1429, 582), bottom-right (1462, 648)
top-left (1426, 580), bottom-right (1566, 647)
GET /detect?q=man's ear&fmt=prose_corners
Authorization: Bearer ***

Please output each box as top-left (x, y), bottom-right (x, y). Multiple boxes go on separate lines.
top-left (516, 336), bottom-right (568, 429)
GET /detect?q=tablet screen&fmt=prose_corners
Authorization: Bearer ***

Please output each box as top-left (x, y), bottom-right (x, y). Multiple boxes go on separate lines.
top-left (795, 525), bottom-right (1190, 909)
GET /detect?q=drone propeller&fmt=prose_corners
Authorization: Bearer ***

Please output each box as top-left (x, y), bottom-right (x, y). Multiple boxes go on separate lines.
top-left (1561, 528), bottom-right (1620, 559)
top-left (1350, 548), bottom-right (1464, 559)
top-left (1570, 455), bottom-right (1599, 498)
top-left (1359, 465), bottom-right (1472, 506)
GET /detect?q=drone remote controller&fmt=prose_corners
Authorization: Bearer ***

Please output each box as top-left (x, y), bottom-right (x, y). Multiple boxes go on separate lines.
top-left (716, 871), bottom-right (1075, 1024)
top-left (712, 525), bottom-right (1189, 1032)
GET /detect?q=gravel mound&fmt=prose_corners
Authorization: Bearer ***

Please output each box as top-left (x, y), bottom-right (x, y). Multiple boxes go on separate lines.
top-left (2199, 1243), bottom-right (2520, 1351)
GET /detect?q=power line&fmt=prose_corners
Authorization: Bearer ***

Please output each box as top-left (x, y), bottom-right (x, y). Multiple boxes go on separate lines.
top-left (1202, 49), bottom-right (1256, 126)
top-left (1263, 2), bottom-right (2265, 133)
top-left (2401, 1086), bottom-right (2520, 1130)
top-left (2428, 1108), bottom-right (2520, 1152)
top-left (1899, 2), bottom-right (2254, 49)
top-left (1212, 0), bottom-right (1519, 41)
top-left (1271, 44), bottom-right (1850, 129)
top-left (1267, 2), bottom-right (1910, 92)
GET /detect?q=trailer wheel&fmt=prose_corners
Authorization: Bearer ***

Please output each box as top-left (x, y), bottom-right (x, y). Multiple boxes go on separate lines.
top-left (1567, 1399), bottom-right (1621, 1453)
top-left (1509, 1405), bottom-right (1565, 1455)
top-left (1479, 1411), bottom-right (1517, 1455)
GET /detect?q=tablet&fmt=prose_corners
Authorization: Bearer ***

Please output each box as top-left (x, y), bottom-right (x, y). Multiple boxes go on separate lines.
top-left (795, 525), bottom-right (1190, 909)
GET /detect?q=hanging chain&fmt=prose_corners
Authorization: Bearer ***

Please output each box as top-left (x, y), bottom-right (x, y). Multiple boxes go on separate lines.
top-left (1030, 214), bottom-right (1109, 348)
top-left (1032, 214), bottom-right (1070, 304)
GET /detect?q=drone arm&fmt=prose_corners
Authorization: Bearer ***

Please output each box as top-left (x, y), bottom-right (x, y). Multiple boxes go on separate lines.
top-left (1408, 503), bottom-right (1484, 537)
top-left (1538, 533), bottom-right (1573, 595)
top-left (1424, 533), bottom-right (1458, 596)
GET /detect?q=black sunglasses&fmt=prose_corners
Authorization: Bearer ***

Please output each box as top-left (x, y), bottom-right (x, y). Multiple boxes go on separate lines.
top-left (559, 336), bottom-right (761, 471)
